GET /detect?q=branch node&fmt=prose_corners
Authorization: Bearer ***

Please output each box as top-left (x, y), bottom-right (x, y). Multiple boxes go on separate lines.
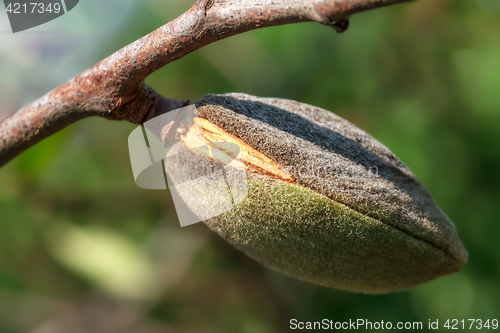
top-left (331, 16), bottom-right (350, 33)
top-left (199, 0), bottom-right (214, 14)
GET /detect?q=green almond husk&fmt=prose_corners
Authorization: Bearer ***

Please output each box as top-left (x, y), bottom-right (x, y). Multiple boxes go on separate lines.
top-left (173, 93), bottom-right (468, 294)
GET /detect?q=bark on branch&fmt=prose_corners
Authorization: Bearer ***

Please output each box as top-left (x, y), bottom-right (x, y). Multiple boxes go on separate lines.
top-left (0, 0), bottom-right (410, 168)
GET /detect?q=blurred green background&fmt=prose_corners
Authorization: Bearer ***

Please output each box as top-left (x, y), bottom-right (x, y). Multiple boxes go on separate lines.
top-left (0, 0), bottom-right (499, 331)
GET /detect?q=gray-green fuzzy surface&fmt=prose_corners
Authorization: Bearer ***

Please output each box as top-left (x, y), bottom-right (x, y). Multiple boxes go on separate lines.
top-left (183, 93), bottom-right (468, 293)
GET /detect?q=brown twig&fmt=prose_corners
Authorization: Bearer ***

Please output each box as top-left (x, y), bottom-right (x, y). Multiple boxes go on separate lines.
top-left (0, 0), bottom-right (410, 168)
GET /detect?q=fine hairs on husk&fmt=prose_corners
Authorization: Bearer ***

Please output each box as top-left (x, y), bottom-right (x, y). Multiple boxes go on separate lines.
top-left (168, 93), bottom-right (468, 294)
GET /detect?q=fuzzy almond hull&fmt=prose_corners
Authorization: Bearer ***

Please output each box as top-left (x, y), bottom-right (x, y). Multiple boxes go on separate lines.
top-left (163, 93), bottom-right (468, 293)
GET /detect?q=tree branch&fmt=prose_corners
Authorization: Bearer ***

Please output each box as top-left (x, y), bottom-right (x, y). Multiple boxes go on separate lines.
top-left (0, 0), bottom-right (410, 168)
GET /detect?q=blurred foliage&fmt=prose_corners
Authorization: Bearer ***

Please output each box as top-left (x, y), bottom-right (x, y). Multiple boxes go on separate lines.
top-left (0, 0), bottom-right (499, 331)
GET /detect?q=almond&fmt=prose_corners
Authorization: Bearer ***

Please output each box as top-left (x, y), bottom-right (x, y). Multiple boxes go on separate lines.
top-left (171, 93), bottom-right (468, 294)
